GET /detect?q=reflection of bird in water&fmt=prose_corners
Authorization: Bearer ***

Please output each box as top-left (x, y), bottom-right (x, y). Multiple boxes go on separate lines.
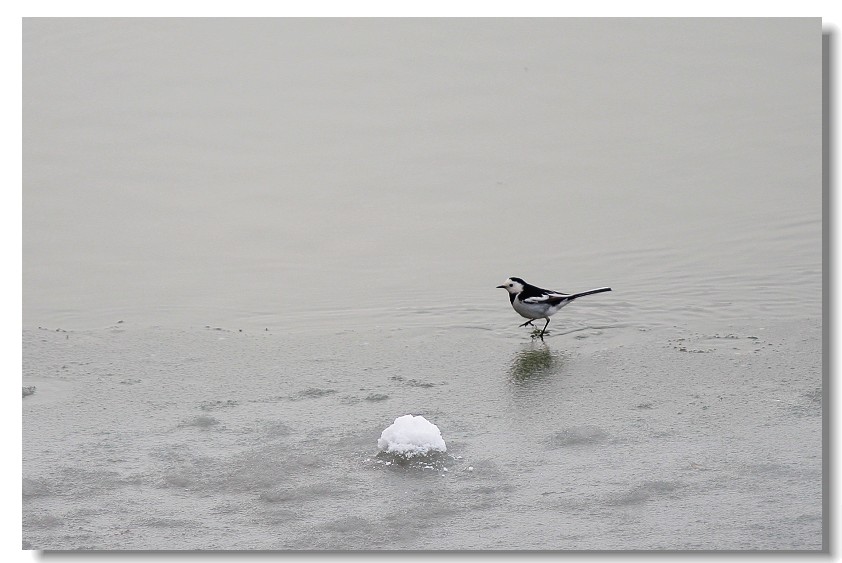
top-left (497, 277), bottom-right (611, 339)
top-left (509, 345), bottom-right (558, 381)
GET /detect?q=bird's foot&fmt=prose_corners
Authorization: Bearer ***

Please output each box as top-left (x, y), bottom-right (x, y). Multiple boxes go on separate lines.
top-left (530, 328), bottom-right (546, 340)
top-left (519, 320), bottom-right (535, 328)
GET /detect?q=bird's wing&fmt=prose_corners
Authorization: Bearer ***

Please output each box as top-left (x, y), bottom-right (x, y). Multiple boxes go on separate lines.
top-left (522, 291), bottom-right (570, 305)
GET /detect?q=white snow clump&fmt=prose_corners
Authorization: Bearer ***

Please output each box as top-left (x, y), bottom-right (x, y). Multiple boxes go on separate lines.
top-left (377, 414), bottom-right (446, 458)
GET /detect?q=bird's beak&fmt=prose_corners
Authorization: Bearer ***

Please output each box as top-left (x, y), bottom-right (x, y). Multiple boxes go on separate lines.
top-left (496, 285), bottom-right (506, 289)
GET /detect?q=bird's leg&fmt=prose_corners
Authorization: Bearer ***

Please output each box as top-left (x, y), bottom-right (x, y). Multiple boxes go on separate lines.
top-left (519, 320), bottom-right (535, 328)
top-left (539, 318), bottom-right (550, 338)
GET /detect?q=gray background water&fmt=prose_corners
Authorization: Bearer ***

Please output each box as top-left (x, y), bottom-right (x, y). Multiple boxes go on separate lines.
top-left (22, 18), bottom-right (823, 550)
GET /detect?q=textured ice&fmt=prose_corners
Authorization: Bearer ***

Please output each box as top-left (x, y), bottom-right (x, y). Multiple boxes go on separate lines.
top-left (377, 414), bottom-right (446, 458)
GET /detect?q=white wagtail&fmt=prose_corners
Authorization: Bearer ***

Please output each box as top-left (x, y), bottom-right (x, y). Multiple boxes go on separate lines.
top-left (497, 277), bottom-right (612, 338)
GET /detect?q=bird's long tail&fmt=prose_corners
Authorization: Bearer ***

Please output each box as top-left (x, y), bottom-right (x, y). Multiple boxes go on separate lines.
top-left (567, 287), bottom-right (612, 300)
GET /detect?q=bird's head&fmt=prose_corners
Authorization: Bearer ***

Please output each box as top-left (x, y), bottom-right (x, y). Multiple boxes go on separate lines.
top-left (496, 277), bottom-right (525, 294)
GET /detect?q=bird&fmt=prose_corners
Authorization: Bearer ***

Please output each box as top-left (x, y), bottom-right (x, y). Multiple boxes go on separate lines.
top-left (496, 277), bottom-right (611, 339)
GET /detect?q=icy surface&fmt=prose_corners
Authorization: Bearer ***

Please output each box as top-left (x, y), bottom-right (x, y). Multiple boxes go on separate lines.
top-left (22, 318), bottom-right (822, 550)
top-left (377, 414), bottom-right (447, 457)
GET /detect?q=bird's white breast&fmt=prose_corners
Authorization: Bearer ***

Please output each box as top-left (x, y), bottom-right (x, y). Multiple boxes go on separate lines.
top-left (512, 296), bottom-right (569, 320)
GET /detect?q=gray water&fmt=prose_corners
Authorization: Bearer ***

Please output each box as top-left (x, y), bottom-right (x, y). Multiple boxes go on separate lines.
top-left (22, 18), bottom-right (823, 550)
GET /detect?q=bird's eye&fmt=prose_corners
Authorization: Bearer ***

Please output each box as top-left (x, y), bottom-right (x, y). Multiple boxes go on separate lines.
top-left (508, 284), bottom-right (513, 287)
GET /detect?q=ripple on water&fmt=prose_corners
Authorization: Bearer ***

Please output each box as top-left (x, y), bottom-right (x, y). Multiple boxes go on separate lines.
top-left (179, 415), bottom-right (220, 429)
top-left (290, 388), bottom-right (338, 400)
top-left (607, 480), bottom-right (683, 506)
top-left (546, 426), bottom-right (610, 448)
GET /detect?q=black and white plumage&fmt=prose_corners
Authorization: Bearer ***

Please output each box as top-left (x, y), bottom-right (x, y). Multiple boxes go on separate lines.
top-left (496, 277), bottom-right (611, 338)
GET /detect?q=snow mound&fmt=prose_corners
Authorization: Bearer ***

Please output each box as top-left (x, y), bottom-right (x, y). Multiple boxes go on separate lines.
top-left (377, 414), bottom-right (446, 458)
